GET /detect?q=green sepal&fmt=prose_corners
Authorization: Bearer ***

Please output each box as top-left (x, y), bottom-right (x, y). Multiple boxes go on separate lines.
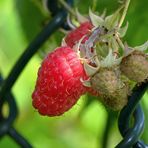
top-left (134, 41), bottom-right (148, 52)
top-left (100, 49), bottom-right (122, 67)
top-left (104, 9), bottom-right (120, 30)
top-left (118, 22), bottom-right (129, 37)
top-left (76, 8), bottom-right (88, 23)
top-left (61, 38), bottom-right (67, 47)
top-left (109, 37), bottom-right (119, 52)
top-left (89, 9), bottom-right (104, 28)
top-left (83, 60), bottom-right (99, 76)
top-left (80, 78), bottom-right (91, 87)
top-left (95, 43), bottom-right (109, 57)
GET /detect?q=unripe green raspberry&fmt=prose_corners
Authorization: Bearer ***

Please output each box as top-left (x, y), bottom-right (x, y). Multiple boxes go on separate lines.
top-left (90, 67), bottom-right (129, 110)
top-left (100, 83), bottom-right (129, 110)
top-left (91, 67), bottom-right (120, 95)
top-left (120, 51), bottom-right (148, 82)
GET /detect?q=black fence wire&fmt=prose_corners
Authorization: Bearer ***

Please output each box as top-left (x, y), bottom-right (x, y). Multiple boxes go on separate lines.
top-left (0, 0), bottom-right (147, 148)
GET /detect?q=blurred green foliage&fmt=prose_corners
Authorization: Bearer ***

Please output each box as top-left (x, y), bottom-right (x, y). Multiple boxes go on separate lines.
top-left (0, 0), bottom-right (147, 148)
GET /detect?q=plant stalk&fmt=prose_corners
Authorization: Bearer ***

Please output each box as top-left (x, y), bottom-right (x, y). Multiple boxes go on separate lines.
top-left (59, 0), bottom-right (76, 17)
top-left (118, 0), bottom-right (131, 28)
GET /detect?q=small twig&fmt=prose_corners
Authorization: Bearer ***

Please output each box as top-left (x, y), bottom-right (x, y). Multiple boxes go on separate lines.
top-left (59, 0), bottom-right (76, 17)
top-left (92, 0), bottom-right (97, 11)
top-left (118, 0), bottom-right (131, 28)
top-left (115, 34), bottom-right (125, 50)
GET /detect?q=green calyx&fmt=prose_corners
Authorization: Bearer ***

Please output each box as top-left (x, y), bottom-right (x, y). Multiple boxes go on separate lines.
top-left (100, 49), bottom-right (122, 68)
top-left (123, 41), bottom-right (148, 57)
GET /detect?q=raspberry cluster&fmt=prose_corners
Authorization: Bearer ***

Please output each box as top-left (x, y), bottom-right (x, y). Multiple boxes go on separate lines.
top-left (32, 3), bottom-right (148, 116)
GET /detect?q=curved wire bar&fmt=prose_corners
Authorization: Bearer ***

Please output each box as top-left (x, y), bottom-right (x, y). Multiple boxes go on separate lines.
top-left (116, 105), bottom-right (144, 148)
top-left (0, 92), bottom-right (18, 137)
top-left (116, 82), bottom-right (148, 148)
top-left (47, 0), bottom-right (74, 30)
top-left (0, 74), bottom-right (18, 135)
top-left (8, 127), bottom-right (32, 148)
top-left (0, 74), bottom-right (32, 147)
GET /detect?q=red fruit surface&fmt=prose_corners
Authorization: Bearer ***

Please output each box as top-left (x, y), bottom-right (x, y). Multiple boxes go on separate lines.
top-left (65, 21), bottom-right (93, 48)
top-left (32, 47), bottom-right (89, 116)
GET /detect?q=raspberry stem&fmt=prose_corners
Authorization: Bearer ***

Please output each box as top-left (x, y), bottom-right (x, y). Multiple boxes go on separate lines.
top-left (115, 35), bottom-right (125, 50)
top-left (118, 0), bottom-right (131, 28)
top-left (92, 0), bottom-right (97, 11)
top-left (59, 0), bottom-right (76, 17)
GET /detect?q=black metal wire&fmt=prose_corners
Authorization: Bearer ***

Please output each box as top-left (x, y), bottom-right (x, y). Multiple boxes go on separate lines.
top-left (8, 127), bottom-right (32, 148)
top-left (0, 74), bottom-right (32, 147)
top-left (0, 92), bottom-right (18, 137)
top-left (116, 82), bottom-right (148, 148)
top-left (46, 0), bottom-right (73, 30)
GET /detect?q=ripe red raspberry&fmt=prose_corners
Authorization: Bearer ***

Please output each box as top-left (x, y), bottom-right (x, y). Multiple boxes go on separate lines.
top-left (65, 21), bottom-right (93, 48)
top-left (32, 47), bottom-right (89, 116)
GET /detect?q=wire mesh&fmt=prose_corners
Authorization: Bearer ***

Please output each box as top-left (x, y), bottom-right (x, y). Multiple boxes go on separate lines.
top-left (0, 0), bottom-right (147, 148)
top-left (116, 83), bottom-right (148, 148)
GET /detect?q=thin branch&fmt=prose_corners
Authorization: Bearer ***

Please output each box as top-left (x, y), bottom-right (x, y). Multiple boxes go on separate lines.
top-left (59, 0), bottom-right (76, 17)
top-left (115, 34), bottom-right (125, 52)
top-left (118, 0), bottom-right (131, 28)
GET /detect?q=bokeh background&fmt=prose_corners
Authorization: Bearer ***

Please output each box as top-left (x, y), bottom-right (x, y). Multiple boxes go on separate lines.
top-left (0, 0), bottom-right (148, 147)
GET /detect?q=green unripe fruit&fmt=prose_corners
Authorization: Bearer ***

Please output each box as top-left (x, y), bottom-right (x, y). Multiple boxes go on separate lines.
top-left (90, 67), bottom-right (129, 110)
top-left (120, 51), bottom-right (148, 82)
